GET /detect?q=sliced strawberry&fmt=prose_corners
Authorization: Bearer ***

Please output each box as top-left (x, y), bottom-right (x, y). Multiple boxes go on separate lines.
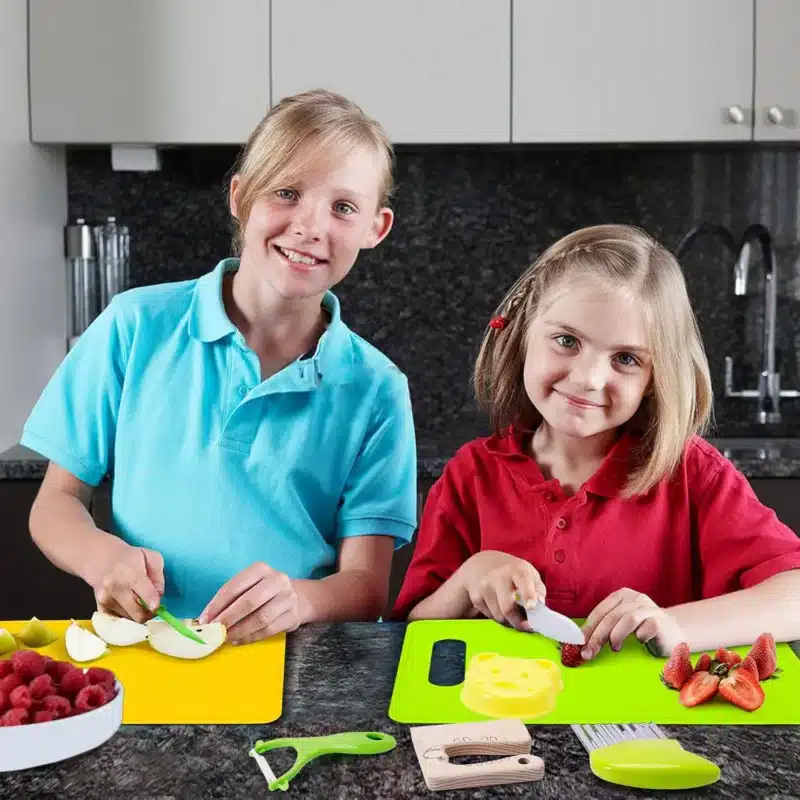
top-left (661, 642), bottom-right (693, 689)
top-left (714, 647), bottom-right (742, 668)
top-left (719, 667), bottom-right (765, 711)
top-left (739, 654), bottom-right (760, 683)
top-left (694, 653), bottom-right (712, 673)
top-left (679, 670), bottom-right (720, 707)
top-left (746, 633), bottom-right (779, 680)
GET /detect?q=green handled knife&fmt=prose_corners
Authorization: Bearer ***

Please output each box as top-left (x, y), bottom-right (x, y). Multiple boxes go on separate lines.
top-left (136, 596), bottom-right (206, 645)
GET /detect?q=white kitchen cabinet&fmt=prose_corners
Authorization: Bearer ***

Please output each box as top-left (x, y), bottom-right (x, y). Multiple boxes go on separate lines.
top-left (754, 0), bottom-right (800, 141)
top-left (271, 0), bottom-right (510, 144)
top-left (512, 0), bottom-right (754, 143)
top-left (29, 0), bottom-right (270, 144)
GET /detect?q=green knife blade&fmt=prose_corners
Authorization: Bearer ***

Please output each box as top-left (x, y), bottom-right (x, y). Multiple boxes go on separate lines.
top-left (136, 596), bottom-right (206, 645)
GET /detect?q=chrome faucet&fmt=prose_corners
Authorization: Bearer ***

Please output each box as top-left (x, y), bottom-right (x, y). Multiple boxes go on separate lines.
top-left (675, 222), bottom-right (798, 424)
top-left (723, 224), bottom-right (798, 423)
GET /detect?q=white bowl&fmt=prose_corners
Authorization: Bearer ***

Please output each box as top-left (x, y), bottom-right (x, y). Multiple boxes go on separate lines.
top-left (0, 680), bottom-right (123, 772)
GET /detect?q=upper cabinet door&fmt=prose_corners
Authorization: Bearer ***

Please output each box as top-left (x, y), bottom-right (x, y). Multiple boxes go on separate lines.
top-left (29, 0), bottom-right (270, 144)
top-left (754, 0), bottom-right (800, 141)
top-left (513, 0), bottom-right (754, 143)
top-left (271, 0), bottom-right (511, 144)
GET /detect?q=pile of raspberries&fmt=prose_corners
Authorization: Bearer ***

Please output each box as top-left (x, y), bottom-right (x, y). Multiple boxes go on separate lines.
top-left (0, 650), bottom-right (117, 726)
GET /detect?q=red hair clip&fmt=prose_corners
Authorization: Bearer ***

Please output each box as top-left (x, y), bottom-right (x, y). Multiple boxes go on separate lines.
top-left (489, 315), bottom-right (507, 329)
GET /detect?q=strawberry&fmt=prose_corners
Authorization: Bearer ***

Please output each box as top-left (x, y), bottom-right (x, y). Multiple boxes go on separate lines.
top-left (679, 670), bottom-right (720, 707)
top-left (661, 642), bottom-right (693, 689)
top-left (714, 648), bottom-right (742, 668)
top-left (719, 667), bottom-right (765, 711)
top-left (559, 643), bottom-right (586, 668)
top-left (746, 633), bottom-right (780, 680)
top-left (738, 655), bottom-right (760, 683)
top-left (694, 653), bottom-right (712, 673)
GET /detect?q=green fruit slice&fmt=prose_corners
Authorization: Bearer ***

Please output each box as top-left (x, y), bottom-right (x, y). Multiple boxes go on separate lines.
top-left (16, 616), bottom-right (58, 648)
top-left (0, 628), bottom-right (16, 655)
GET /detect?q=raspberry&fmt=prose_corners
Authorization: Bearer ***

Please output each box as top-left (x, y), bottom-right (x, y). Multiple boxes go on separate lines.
top-left (45, 659), bottom-right (74, 683)
top-left (11, 650), bottom-right (47, 681)
top-left (33, 710), bottom-right (57, 723)
top-left (0, 673), bottom-right (24, 694)
top-left (59, 667), bottom-right (89, 696)
top-left (40, 695), bottom-right (71, 719)
top-left (86, 667), bottom-right (116, 691)
top-left (29, 673), bottom-right (56, 699)
top-left (0, 660), bottom-right (13, 679)
top-left (0, 689), bottom-right (7, 714)
top-left (9, 685), bottom-right (32, 710)
top-left (74, 685), bottom-right (108, 714)
top-left (0, 707), bottom-right (28, 726)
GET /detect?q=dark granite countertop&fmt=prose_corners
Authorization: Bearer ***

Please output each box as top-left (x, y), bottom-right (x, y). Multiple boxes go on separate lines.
top-left (0, 622), bottom-right (798, 799)
top-left (4, 435), bottom-right (800, 481)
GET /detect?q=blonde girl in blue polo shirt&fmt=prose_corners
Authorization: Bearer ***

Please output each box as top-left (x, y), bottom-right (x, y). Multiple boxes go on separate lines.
top-left (394, 224), bottom-right (800, 659)
top-left (23, 90), bottom-right (417, 644)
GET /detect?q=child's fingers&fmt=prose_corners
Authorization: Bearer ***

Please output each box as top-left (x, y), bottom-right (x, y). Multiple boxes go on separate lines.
top-left (141, 548), bottom-right (165, 595)
top-left (514, 570), bottom-right (546, 610)
top-left (199, 562), bottom-right (269, 624)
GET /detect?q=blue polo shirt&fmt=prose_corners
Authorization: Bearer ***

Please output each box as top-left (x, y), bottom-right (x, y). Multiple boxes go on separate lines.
top-left (21, 258), bottom-right (418, 618)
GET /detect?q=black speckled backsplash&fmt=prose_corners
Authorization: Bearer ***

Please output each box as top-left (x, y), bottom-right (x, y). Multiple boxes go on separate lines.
top-left (67, 144), bottom-right (800, 458)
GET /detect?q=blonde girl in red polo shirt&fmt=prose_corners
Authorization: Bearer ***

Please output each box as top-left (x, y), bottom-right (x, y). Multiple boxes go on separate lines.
top-left (393, 224), bottom-right (800, 659)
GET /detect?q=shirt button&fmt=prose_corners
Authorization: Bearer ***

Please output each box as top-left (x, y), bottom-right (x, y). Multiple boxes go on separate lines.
top-left (238, 385), bottom-right (248, 397)
top-left (554, 549), bottom-right (566, 563)
top-left (555, 517), bottom-right (567, 529)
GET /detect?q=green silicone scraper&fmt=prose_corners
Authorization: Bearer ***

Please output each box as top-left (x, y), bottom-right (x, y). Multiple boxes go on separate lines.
top-left (249, 731), bottom-right (397, 791)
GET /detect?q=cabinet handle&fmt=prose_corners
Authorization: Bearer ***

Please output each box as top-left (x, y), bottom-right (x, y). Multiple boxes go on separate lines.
top-left (767, 106), bottom-right (784, 125)
top-left (727, 105), bottom-right (745, 124)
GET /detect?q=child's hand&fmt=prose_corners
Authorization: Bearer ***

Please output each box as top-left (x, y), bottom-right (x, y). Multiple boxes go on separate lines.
top-left (460, 550), bottom-right (546, 631)
top-left (580, 588), bottom-right (684, 660)
top-left (198, 562), bottom-right (302, 645)
top-left (90, 540), bottom-right (165, 622)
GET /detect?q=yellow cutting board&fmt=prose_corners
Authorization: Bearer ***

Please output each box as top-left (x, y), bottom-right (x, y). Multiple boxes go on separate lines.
top-left (0, 619), bottom-right (285, 725)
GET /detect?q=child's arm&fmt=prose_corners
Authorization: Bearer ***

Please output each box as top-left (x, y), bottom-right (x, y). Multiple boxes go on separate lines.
top-left (293, 535), bottom-right (395, 622)
top-left (30, 462), bottom-right (164, 618)
top-left (665, 569), bottom-right (800, 653)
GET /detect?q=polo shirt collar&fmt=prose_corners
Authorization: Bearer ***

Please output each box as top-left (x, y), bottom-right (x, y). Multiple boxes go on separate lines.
top-left (483, 425), bottom-right (638, 498)
top-left (188, 258), bottom-right (354, 386)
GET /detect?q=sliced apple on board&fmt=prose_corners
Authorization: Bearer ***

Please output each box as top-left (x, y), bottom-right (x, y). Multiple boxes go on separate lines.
top-left (65, 619), bottom-right (110, 662)
top-left (16, 616), bottom-right (58, 648)
top-left (0, 628), bottom-right (17, 656)
top-left (145, 618), bottom-right (227, 660)
top-left (91, 610), bottom-right (149, 646)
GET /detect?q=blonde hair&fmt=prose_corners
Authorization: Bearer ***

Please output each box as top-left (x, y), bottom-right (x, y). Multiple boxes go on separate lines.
top-left (229, 89), bottom-right (395, 254)
top-left (474, 224), bottom-right (713, 498)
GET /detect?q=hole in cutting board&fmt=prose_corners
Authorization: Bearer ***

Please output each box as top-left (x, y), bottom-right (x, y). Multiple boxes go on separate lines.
top-left (428, 639), bottom-right (466, 686)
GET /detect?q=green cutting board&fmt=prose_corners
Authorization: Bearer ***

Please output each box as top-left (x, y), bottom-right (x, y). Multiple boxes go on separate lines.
top-left (388, 620), bottom-right (800, 725)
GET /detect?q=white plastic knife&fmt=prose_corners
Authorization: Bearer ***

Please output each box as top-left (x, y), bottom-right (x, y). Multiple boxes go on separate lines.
top-left (523, 599), bottom-right (585, 645)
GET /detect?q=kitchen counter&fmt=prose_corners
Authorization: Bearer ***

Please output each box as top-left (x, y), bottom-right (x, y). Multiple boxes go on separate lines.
top-left (1, 622), bottom-right (798, 799)
top-left (4, 436), bottom-right (800, 480)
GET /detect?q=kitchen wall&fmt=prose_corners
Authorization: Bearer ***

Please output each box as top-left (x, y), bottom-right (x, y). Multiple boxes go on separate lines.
top-left (66, 143), bottom-right (800, 456)
top-left (0, 0), bottom-right (67, 451)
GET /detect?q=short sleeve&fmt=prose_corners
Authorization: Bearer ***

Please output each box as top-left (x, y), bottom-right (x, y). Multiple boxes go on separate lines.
top-left (20, 297), bottom-right (130, 486)
top-left (695, 458), bottom-right (800, 596)
top-left (335, 369), bottom-right (418, 545)
top-left (390, 468), bottom-right (480, 619)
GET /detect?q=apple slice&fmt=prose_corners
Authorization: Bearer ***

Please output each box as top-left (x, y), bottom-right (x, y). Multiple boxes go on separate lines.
top-left (16, 616), bottom-right (58, 648)
top-left (0, 628), bottom-right (17, 656)
top-left (65, 619), bottom-right (110, 662)
top-left (91, 610), bottom-right (149, 646)
top-left (146, 619), bottom-right (226, 660)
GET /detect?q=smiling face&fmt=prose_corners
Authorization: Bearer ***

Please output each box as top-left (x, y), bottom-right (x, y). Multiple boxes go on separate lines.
top-left (229, 143), bottom-right (393, 302)
top-left (522, 277), bottom-right (653, 441)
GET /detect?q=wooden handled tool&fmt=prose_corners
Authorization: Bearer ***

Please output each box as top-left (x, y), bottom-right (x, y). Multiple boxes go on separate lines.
top-left (409, 719), bottom-right (545, 791)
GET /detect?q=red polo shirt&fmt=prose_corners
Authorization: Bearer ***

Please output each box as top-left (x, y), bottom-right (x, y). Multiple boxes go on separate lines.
top-left (393, 429), bottom-right (800, 620)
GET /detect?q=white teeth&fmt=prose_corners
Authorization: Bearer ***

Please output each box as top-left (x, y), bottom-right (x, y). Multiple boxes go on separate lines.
top-left (278, 246), bottom-right (320, 266)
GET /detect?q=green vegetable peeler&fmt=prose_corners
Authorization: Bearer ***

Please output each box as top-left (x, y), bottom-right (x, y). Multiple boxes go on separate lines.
top-left (249, 731), bottom-right (397, 791)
